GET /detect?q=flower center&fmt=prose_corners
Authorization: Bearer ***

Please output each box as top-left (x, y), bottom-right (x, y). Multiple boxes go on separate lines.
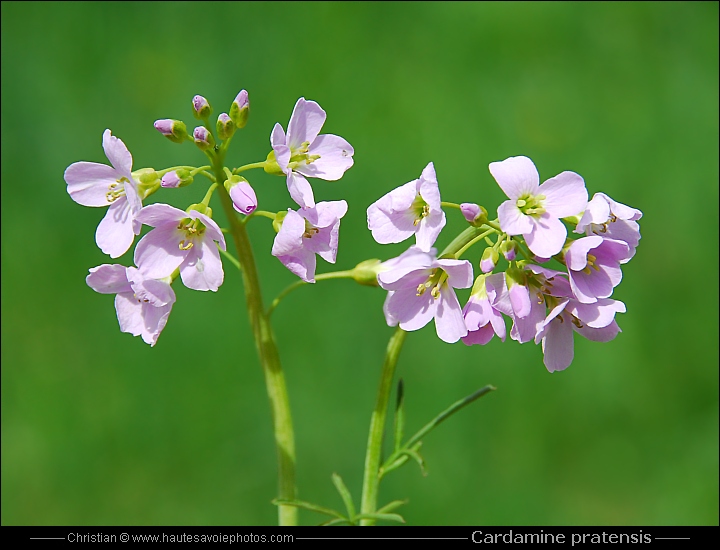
top-left (415, 268), bottom-right (447, 299)
top-left (288, 141), bottom-right (321, 170)
top-left (176, 218), bottom-right (205, 250)
top-left (516, 193), bottom-right (546, 217)
top-left (302, 220), bottom-right (320, 239)
top-left (106, 177), bottom-right (129, 203)
top-left (410, 193), bottom-right (430, 226)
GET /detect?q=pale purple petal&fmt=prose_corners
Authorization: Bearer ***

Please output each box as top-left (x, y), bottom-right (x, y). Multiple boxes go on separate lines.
top-left (489, 156), bottom-right (539, 199)
top-left (367, 206), bottom-right (417, 246)
top-left (418, 162), bottom-right (441, 211)
top-left (102, 129), bottom-right (133, 175)
top-left (488, 308), bottom-right (507, 341)
top-left (127, 267), bottom-right (176, 307)
top-left (524, 214), bottom-right (567, 258)
top-left (509, 284), bottom-right (531, 318)
top-left (287, 172), bottom-right (315, 208)
top-left (383, 291), bottom-right (399, 327)
top-left (86, 264), bottom-right (132, 294)
top-left (64, 162), bottom-right (121, 207)
top-left (593, 238), bottom-right (631, 267)
top-left (114, 293), bottom-right (145, 337)
top-left (309, 200), bottom-right (348, 228)
top-left (96, 198), bottom-right (136, 258)
top-left (535, 300), bottom-right (568, 343)
top-left (569, 268), bottom-right (615, 304)
top-left (272, 210), bottom-right (305, 257)
top-left (377, 247), bottom-right (435, 289)
top-left (574, 320), bottom-right (621, 342)
top-left (575, 194), bottom-right (611, 233)
top-left (538, 171), bottom-right (588, 218)
top-left (180, 238), bottom-right (224, 291)
top-left (435, 258), bottom-right (473, 289)
top-left (271, 124), bottom-right (291, 175)
top-left (415, 208), bottom-right (445, 252)
top-left (139, 302), bottom-right (172, 347)
top-left (299, 134), bottom-right (354, 180)
top-left (434, 285), bottom-right (467, 343)
top-left (567, 298), bottom-right (625, 329)
top-left (135, 203), bottom-right (186, 228)
top-left (286, 98), bottom-right (326, 149)
top-left (463, 296), bottom-right (492, 331)
top-left (134, 225), bottom-right (186, 279)
top-left (542, 314), bottom-right (575, 372)
top-left (604, 220), bottom-right (641, 259)
top-left (498, 200), bottom-right (533, 235)
top-left (565, 236), bottom-right (604, 271)
top-left (191, 211), bottom-right (226, 251)
top-left (596, 193), bottom-right (643, 221)
top-left (462, 323), bottom-right (496, 346)
top-left (277, 247), bottom-right (317, 283)
top-left (387, 286), bottom-right (436, 331)
top-left (511, 298), bottom-right (547, 343)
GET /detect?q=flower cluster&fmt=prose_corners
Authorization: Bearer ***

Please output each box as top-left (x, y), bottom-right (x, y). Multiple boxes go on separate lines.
top-left (367, 156), bottom-right (641, 372)
top-left (65, 92), bottom-right (354, 345)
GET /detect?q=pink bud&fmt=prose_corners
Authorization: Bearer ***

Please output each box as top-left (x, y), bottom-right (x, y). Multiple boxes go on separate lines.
top-left (161, 171), bottom-right (182, 188)
top-left (230, 181), bottom-right (257, 215)
top-left (461, 203), bottom-right (481, 222)
top-left (154, 119), bottom-right (174, 136)
top-left (234, 90), bottom-right (249, 109)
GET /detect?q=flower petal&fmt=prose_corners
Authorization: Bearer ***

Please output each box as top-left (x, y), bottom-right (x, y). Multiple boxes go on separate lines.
top-left (180, 238), bottom-right (224, 291)
top-left (272, 210), bottom-right (306, 257)
top-left (387, 286), bottom-right (436, 331)
top-left (64, 162), bottom-right (120, 207)
top-left (102, 129), bottom-right (133, 175)
top-left (287, 172), bottom-right (315, 209)
top-left (538, 171), bottom-right (588, 218)
top-left (435, 258), bottom-right (473, 289)
top-left (286, 98), bottom-right (326, 149)
top-left (139, 302), bottom-right (172, 346)
top-left (498, 200), bottom-right (533, 235)
top-left (276, 247), bottom-right (317, 283)
top-left (565, 235), bottom-right (603, 271)
top-left (462, 323), bottom-right (496, 346)
top-left (95, 198), bottom-right (136, 258)
top-left (191, 211), bottom-right (226, 251)
top-left (574, 319), bottom-right (621, 342)
top-left (542, 314), bottom-right (575, 372)
top-left (434, 285), bottom-right (467, 343)
top-left (135, 203), bottom-right (186, 228)
top-left (86, 264), bottom-right (132, 294)
top-left (567, 298), bottom-right (625, 329)
top-left (299, 134), bottom-right (354, 180)
top-left (416, 209), bottom-right (445, 252)
top-left (489, 156), bottom-right (539, 199)
top-left (134, 226), bottom-right (186, 279)
top-left (418, 162), bottom-right (442, 211)
top-left (524, 214), bottom-right (567, 258)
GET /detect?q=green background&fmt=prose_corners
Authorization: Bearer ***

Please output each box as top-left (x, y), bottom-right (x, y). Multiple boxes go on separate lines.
top-left (2, 1), bottom-right (718, 526)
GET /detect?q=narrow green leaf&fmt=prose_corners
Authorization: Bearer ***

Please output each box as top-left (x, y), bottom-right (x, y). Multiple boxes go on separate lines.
top-left (355, 513), bottom-right (406, 524)
top-left (331, 473), bottom-right (356, 520)
top-left (271, 498), bottom-right (344, 519)
top-left (377, 499), bottom-right (409, 514)
top-left (402, 448), bottom-right (427, 476)
top-left (393, 378), bottom-right (405, 453)
top-left (320, 517), bottom-right (353, 527)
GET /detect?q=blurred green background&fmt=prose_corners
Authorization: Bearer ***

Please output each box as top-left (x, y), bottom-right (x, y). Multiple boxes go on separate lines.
top-left (2, 1), bottom-right (718, 526)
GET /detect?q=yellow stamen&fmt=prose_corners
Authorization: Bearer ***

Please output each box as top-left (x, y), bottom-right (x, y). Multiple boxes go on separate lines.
top-left (179, 241), bottom-right (194, 251)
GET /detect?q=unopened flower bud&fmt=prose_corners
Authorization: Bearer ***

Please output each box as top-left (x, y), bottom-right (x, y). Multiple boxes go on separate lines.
top-left (161, 168), bottom-right (193, 188)
top-left (216, 113), bottom-right (236, 141)
top-left (351, 259), bottom-right (383, 287)
top-left (224, 175), bottom-right (257, 215)
top-left (460, 203), bottom-right (488, 226)
top-left (480, 247), bottom-right (499, 273)
top-left (500, 240), bottom-right (516, 261)
top-left (193, 126), bottom-right (215, 151)
top-left (192, 95), bottom-right (212, 120)
top-left (154, 119), bottom-right (189, 143)
top-left (229, 89), bottom-right (249, 129)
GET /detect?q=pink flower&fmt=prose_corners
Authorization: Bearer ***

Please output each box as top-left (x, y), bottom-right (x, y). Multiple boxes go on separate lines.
top-left (378, 246), bottom-right (473, 343)
top-left (367, 162), bottom-right (446, 252)
top-left (271, 98), bottom-right (354, 208)
top-left (64, 129), bottom-right (142, 258)
top-left (490, 156), bottom-right (588, 258)
top-left (271, 201), bottom-right (348, 283)
top-left (86, 264), bottom-right (176, 347)
top-left (575, 192), bottom-right (642, 261)
top-left (462, 273), bottom-right (507, 346)
top-left (133, 204), bottom-right (226, 292)
top-left (564, 236), bottom-right (631, 304)
top-left (535, 297), bottom-right (625, 372)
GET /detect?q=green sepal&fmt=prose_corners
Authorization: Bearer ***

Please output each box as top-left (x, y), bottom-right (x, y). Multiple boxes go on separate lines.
top-left (164, 120), bottom-right (189, 144)
top-left (272, 210), bottom-right (287, 233)
top-left (216, 115), bottom-right (236, 141)
top-left (264, 150), bottom-right (285, 175)
top-left (350, 259), bottom-right (382, 287)
top-left (505, 266), bottom-right (526, 288)
top-left (468, 205), bottom-right (489, 227)
top-left (224, 174), bottom-right (248, 192)
top-left (230, 101), bottom-right (249, 129)
top-left (186, 202), bottom-right (208, 216)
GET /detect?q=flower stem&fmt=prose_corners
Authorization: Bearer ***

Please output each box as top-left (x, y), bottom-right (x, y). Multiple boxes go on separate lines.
top-left (359, 326), bottom-right (407, 525)
top-left (213, 160), bottom-right (297, 526)
top-left (233, 161), bottom-right (267, 174)
top-left (267, 271), bottom-right (355, 317)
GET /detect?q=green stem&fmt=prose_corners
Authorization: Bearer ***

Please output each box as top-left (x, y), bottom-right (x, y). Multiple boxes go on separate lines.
top-left (233, 161), bottom-right (267, 174)
top-left (267, 271), bottom-right (355, 317)
top-left (454, 229), bottom-right (496, 259)
top-left (440, 201), bottom-right (462, 210)
top-left (359, 327), bottom-right (407, 526)
top-left (212, 159), bottom-right (297, 526)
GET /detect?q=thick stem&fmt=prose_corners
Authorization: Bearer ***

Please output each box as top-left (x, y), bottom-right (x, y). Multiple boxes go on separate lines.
top-left (214, 164), bottom-right (298, 526)
top-left (359, 327), bottom-right (407, 525)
